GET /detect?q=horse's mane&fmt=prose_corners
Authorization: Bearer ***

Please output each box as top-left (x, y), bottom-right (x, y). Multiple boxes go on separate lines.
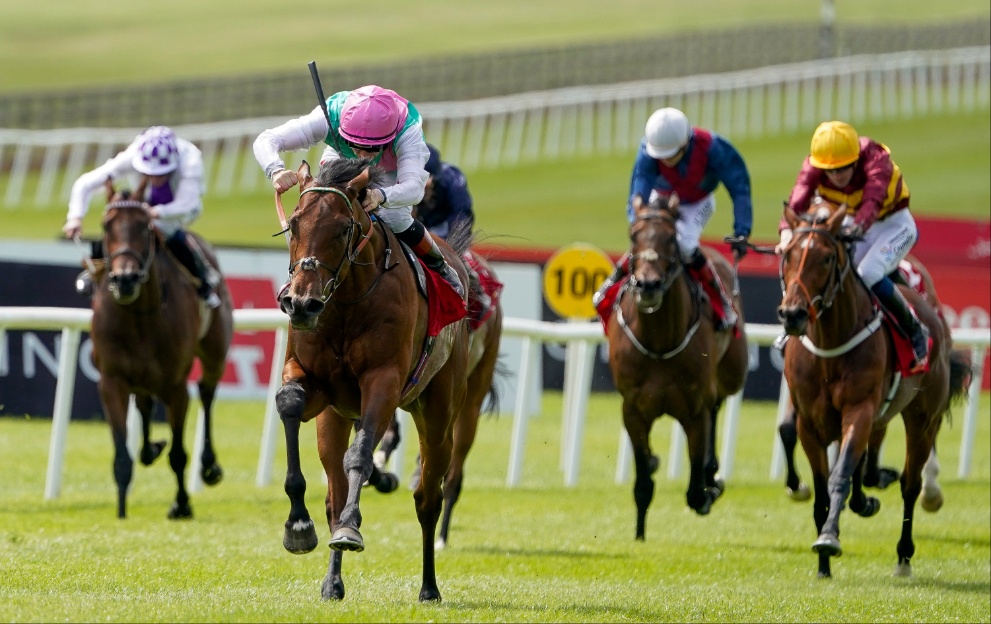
top-left (316, 158), bottom-right (385, 189)
top-left (446, 218), bottom-right (473, 257)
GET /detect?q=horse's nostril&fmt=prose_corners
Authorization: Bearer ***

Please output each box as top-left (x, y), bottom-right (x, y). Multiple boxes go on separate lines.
top-left (303, 299), bottom-right (325, 316)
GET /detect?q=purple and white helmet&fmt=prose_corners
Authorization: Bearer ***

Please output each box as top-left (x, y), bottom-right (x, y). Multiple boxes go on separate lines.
top-left (132, 126), bottom-right (180, 175)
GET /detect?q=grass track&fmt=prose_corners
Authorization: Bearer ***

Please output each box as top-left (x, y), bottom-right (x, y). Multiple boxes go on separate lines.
top-left (1, 393), bottom-right (988, 622)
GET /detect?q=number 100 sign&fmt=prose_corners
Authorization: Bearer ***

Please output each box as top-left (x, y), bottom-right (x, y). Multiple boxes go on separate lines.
top-left (541, 243), bottom-right (616, 319)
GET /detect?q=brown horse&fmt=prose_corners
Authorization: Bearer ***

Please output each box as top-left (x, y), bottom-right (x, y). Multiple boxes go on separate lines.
top-left (606, 194), bottom-right (748, 540)
top-left (375, 246), bottom-right (505, 550)
top-left (274, 158), bottom-right (471, 602)
top-left (778, 253), bottom-right (950, 505)
top-left (777, 198), bottom-right (970, 578)
top-left (91, 179), bottom-right (233, 519)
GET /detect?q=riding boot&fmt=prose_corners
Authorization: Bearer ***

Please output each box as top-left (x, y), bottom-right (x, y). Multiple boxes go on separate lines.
top-left (872, 278), bottom-right (930, 372)
top-left (167, 230), bottom-right (221, 309)
top-left (396, 221), bottom-right (465, 300)
top-left (592, 252), bottom-right (631, 308)
top-left (467, 265), bottom-right (492, 322)
top-left (75, 239), bottom-right (105, 298)
top-left (687, 248), bottom-right (738, 331)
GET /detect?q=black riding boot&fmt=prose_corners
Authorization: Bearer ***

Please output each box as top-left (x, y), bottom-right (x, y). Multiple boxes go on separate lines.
top-left (687, 248), bottom-right (738, 331)
top-left (167, 230), bottom-right (221, 308)
top-left (872, 278), bottom-right (930, 372)
top-left (75, 239), bottom-right (105, 298)
top-left (592, 252), bottom-right (631, 308)
top-left (396, 221), bottom-right (465, 300)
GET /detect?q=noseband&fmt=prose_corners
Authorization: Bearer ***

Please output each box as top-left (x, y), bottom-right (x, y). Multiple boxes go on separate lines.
top-left (105, 200), bottom-right (156, 290)
top-left (286, 186), bottom-right (373, 303)
top-left (780, 222), bottom-right (852, 322)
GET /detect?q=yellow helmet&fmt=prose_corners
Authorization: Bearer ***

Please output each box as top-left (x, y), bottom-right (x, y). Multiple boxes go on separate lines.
top-left (809, 121), bottom-right (860, 169)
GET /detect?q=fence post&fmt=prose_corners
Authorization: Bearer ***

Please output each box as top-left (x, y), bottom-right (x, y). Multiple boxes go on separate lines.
top-left (44, 327), bottom-right (81, 500)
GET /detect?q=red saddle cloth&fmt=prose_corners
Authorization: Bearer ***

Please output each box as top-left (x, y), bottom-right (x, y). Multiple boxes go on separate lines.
top-left (418, 259), bottom-right (468, 337)
top-left (595, 278), bottom-right (628, 334)
top-left (464, 251), bottom-right (504, 331)
top-left (878, 301), bottom-right (932, 377)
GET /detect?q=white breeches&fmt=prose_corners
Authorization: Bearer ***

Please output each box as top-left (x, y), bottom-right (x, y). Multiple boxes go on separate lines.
top-left (847, 209), bottom-right (918, 287)
top-left (648, 190), bottom-right (716, 261)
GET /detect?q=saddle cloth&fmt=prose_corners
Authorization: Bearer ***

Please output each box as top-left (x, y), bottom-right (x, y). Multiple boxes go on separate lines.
top-left (396, 240), bottom-right (467, 337)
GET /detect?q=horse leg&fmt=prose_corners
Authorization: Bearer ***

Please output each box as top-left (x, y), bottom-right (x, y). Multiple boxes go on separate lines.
top-left (196, 380), bottom-right (223, 487)
top-left (810, 409), bottom-right (872, 567)
top-left (797, 419), bottom-right (835, 578)
top-left (920, 446), bottom-right (943, 512)
top-left (373, 415), bottom-right (400, 471)
top-left (682, 410), bottom-right (718, 516)
top-left (848, 452), bottom-right (881, 518)
top-left (437, 400), bottom-right (481, 550)
top-left (895, 416), bottom-right (938, 577)
top-left (277, 380), bottom-right (318, 554)
top-left (99, 378), bottom-right (132, 519)
top-left (162, 385), bottom-right (193, 520)
top-left (412, 411), bottom-right (456, 603)
top-left (704, 402), bottom-right (725, 500)
top-left (135, 394), bottom-right (165, 466)
top-left (317, 408), bottom-right (351, 600)
top-left (863, 427), bottom-right (899, 489)
top-left (623, 404), bottom-right (656, 540)
top-left (779, 408), bottom-right (810, 501)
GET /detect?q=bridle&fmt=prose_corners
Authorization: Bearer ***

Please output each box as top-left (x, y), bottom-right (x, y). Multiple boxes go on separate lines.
top-left (285, 186), bottom-right (374, 304)
top-left (626, 209), bottom-right (684, 314)
top-left (780, 219), bottom-right (852, 323)
top-left (104, 200), bottom-right (156, 293)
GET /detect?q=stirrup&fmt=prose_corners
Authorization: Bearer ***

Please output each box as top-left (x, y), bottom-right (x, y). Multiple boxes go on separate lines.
top-left (203, 291), bottom-right (222, 309)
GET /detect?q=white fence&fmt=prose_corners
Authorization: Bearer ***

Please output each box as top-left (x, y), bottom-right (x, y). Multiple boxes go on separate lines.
top-left (2, 47), bottom-right (989, 208)
top-left (1, 306), bottom-right (988, 500)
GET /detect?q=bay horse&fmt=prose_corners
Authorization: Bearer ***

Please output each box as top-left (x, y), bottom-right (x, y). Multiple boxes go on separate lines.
top-left (777, 198), bottom-right (970, 578)
top-left (605, 194), bottom-right (749, 540)
top-left (91, 179), bottom-right (233, 519)
top-left (374, 242), bottom-right (505, 550)
top-left (779, 253), bottom-right (949, 507)
top-left (274, 158), bottom-right (471, 602)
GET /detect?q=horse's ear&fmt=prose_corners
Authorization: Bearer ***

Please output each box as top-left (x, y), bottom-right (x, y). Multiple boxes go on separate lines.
top-left (827, 203), bottom-right (847, 233)
top-left (104, 176), bottom-right (115, 201)
top-left (297, 160), bottom-right (312, 185)
top-left (783, 205), bottom-right (800, 230)
top-left (669, 192), bottom-right (680, 209)
top-left (134, 176), bottom-right (148, 201)
top-left (346, 167), bottom-right (372, 196)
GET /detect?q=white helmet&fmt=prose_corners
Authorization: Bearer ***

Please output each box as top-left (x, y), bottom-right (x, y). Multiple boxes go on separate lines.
top-left (132, 126), bottom-right (180, 175)
top-left (644, 108), bottom-right (691, 159)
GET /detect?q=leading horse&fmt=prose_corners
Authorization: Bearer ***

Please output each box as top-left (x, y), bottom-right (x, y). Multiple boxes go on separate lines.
top-left (605, 194), bottom-right (749, 540)
top-left (91, 179), bottom-right (233, 519)
top-left (777, 198), bottom-right (970, 578)
top-left (274, 158), bottom-right (471, 602)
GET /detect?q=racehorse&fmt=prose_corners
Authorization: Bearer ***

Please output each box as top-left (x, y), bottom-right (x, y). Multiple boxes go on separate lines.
top-left (273, 158), bottom-right (471, 602)
top-left (91, 178), bottom-right (233, 519)
top-left (777, 198), bottom-right (970, 578)
top-left (778, 253), bottom-right (949, 508)
top-left (605, 194), bottom-right (749, 540)
top-left (374, 244), bottom-right (505, 550)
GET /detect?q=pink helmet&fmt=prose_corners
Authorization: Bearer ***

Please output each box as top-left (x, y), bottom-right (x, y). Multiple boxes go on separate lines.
top-left (132, 126), bottom-right (179, 175)
top-left (339, 85), bottom-right (408, 147)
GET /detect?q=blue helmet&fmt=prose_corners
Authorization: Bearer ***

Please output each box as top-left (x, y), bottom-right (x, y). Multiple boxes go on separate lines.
top-left (424, 143), bottom-right (441, 176)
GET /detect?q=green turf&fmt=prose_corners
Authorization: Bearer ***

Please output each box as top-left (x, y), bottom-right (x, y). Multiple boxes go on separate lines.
top-left (1, 392), bottom-right (988, 622)
top-left (0, 1), bottom-right (987, 92)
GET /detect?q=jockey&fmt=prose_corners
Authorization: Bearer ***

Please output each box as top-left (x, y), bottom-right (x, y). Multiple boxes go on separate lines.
top-left (418, 143), bottom-right (491, 321)
top-left (253, 85), bottom-right (465, 300)
top-left (63, 126), bottom-right (221, 308)
top-left (779, 120), bottom-right (929, 372)
top-left (592, 107), bottom-right (753, 331)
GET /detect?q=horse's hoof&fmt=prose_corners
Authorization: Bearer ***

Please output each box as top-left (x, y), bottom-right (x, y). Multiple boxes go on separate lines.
top-left (418, 586), bottom-right (442, 602)
top-left (894, 560), bottom-right (913, 578)
top-left (140, 441), bottom-right (166, 466)
top-left (329, 526), bottom-right (364, 552)
top-left (816, 570), bottom-right (832, 579)
top-left (167, 502), bottom-right (193, 520)
top-left (812, 533), bottom-right (842, 557)
top-left (787, 483), bottom-right (811, 502)
top-left (434, 537), bottom-right (447, 551)
top-left (373, 450), bottom-right (387, 470)
top-left (321, 576), bottom-right (345, 600)
top-left (865, 467), bottom-right (900, 489)
top-left (852, 496), bottom-right (881, 518)
top-left (921, 490), bottom-right (944, 513)
top-left (283, 518), bottom-right (318, 554)
top-left (648, 455), bottom-right (660, 475)
top-left (373, 472), bottom-right (400, 494)
top-left (708, 478), bottom-right (725, 501)
top-left (201, 463), bottom-right (223, 487)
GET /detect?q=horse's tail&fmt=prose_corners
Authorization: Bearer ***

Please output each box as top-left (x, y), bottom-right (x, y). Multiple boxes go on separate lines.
top-left (482, 357), bottom-right (512, 418)
top-left (948, 349), bottom-right (973, 405)
top-left (446, 218), bottom-right (475, 258)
